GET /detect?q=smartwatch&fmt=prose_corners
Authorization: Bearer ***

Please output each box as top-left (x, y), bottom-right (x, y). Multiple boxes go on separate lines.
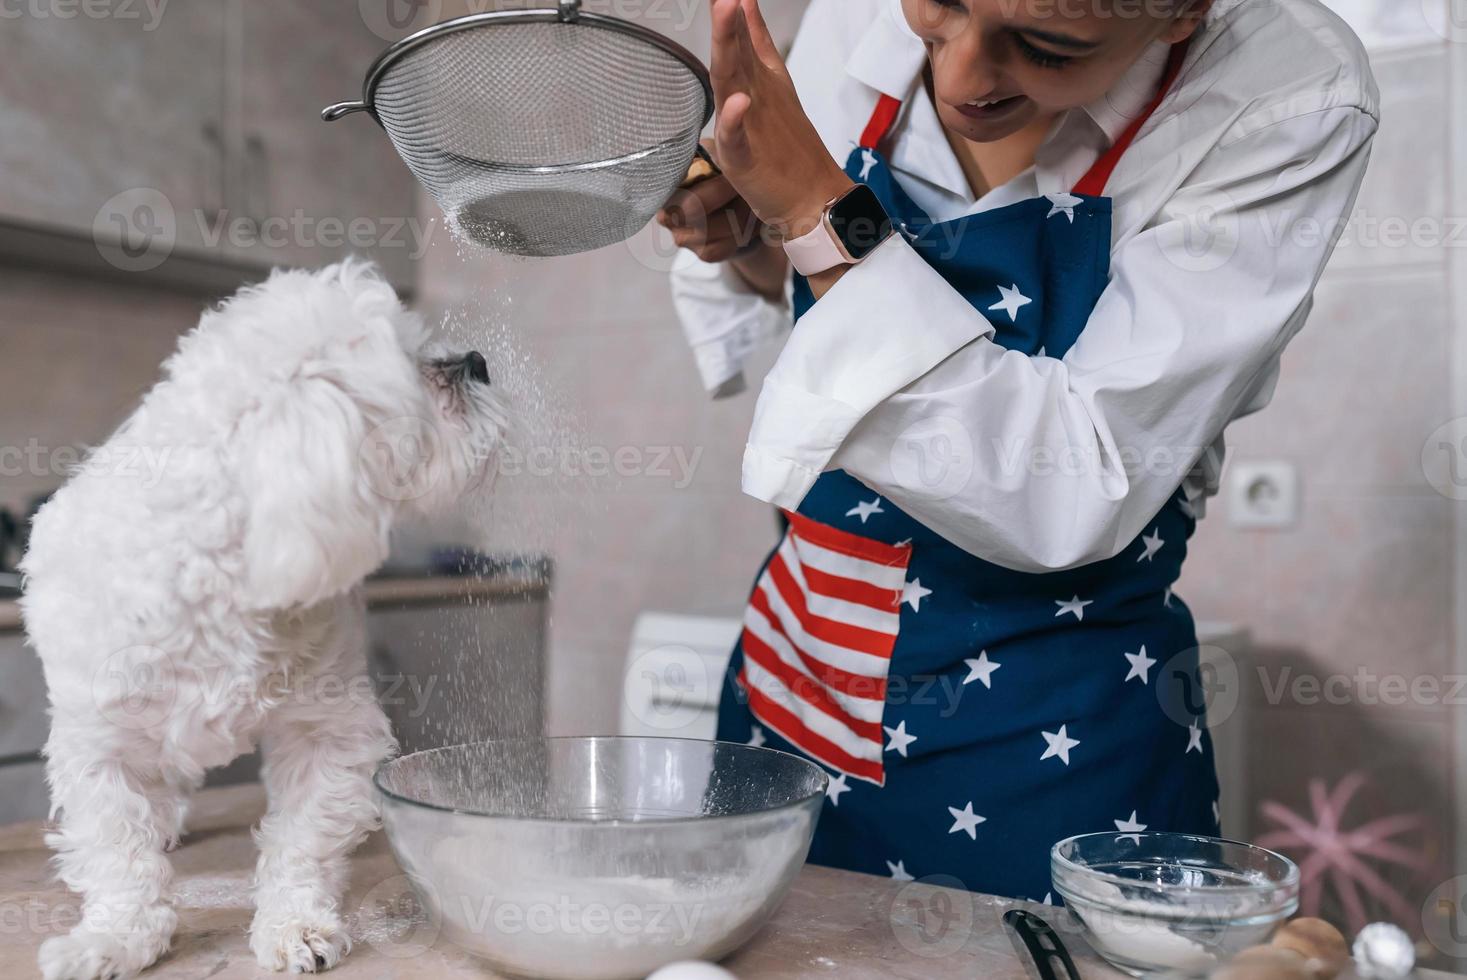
top-left (783, 183), bottom-right (895, 277)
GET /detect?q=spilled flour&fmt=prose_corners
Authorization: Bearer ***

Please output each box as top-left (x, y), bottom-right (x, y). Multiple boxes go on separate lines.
top-left (172, 874), bottom-right (253, 910)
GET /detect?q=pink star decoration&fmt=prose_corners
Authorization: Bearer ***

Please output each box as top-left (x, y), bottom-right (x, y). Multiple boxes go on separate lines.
top-left (1254, 772), bottom-right (1434, 935)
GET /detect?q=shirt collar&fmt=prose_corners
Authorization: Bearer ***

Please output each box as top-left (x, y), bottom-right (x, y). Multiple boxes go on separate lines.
top-left (849, 0), bottom-right (1175, 149)
top-left (846, 0), bottom-right (929, 100)
top-left (1080, 39), bottom-right (1171, 146)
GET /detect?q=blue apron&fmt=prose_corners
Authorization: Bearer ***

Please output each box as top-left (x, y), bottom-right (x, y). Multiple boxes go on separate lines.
top-left (715, 45), bottom-right (1220, 902)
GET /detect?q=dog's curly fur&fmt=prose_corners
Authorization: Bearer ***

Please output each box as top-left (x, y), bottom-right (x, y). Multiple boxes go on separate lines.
top-left (21, 261), bottom-right (507, 979)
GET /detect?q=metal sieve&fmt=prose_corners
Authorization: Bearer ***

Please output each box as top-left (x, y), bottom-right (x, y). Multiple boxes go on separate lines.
top-left (323, 0), bottom-right (713, 257)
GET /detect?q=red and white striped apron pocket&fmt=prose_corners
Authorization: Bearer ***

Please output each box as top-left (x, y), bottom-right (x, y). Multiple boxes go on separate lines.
top-left (738, 510), bottom-right (911, 786)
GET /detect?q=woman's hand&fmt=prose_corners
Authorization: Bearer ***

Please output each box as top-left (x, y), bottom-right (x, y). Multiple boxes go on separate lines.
top-left (659, 151), bottom-right (765, 265)
top-left (658, 142), bottom-right (791, 302)
top-left (709, 0), bottom-right (853, 241)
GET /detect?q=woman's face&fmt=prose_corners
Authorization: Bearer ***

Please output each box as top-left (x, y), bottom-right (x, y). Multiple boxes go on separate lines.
top-left (902, 0), bottom-right (1209, 142)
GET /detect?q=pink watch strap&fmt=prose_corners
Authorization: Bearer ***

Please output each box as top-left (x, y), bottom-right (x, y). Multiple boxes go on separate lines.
top-left (783, 215), bottom-right (848, 277)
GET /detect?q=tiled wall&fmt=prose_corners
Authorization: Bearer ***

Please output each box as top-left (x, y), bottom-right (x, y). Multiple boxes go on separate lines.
top-left (1178, 2), bottom-right (1460, 951)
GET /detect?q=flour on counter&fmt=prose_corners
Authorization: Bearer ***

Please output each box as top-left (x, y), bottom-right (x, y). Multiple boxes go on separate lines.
top-left (172, 873), bottom-right (253, 910)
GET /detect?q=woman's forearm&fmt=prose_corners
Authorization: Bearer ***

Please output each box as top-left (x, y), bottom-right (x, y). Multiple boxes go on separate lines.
top-left (730, 239), bottom-right (792, 304)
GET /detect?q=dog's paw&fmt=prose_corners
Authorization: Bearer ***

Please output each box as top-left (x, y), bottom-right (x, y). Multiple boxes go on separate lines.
top-left (251, 914), bottom-right (352, 974)
top-left (38, 930), bottom-right (143, 980)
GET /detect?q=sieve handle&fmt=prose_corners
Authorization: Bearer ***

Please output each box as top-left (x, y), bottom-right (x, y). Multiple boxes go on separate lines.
top-left (321, 101), bottom-right (370, 123)
top-left (680, 145), bottom-right (723, 189)
top-left (558, 0), bottom-right (580, 22)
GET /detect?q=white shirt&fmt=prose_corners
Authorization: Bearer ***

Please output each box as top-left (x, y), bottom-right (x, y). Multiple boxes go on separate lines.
top-left (671, 0), bottom-right (1378, 572)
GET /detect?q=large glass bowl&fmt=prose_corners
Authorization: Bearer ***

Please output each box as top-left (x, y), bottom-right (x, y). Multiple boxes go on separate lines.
top-left (374, 737), bottom-right (827, 980)
top-left (1052, 832), bottom-right (1300, 978)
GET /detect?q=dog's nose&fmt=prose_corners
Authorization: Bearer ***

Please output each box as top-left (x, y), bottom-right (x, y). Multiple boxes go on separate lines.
top-left (465, 351), bottom-right (490, 385)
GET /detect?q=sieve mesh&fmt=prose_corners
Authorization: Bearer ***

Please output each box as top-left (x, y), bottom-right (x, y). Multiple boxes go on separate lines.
top-left (360, 12), bottom-right (710, 257)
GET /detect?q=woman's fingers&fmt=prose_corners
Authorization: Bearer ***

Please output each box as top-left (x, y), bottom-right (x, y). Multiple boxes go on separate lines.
top-left (740, 0), bottom-right (785, 72)
top-left (660, 175), bottom-right (741, 229)
top-left (708, 0), bottom-right (747, 110)
top-left (675, 204), bottom-right (755, 250)
top-left (661, 194), bottom-right (763, 260)
top-left (693, 238), bottom-right (743, 264)
top-left (716, 92), bottom-right (755, 173)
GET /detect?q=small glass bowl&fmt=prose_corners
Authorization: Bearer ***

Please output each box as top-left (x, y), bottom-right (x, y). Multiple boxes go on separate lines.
top-left (1052, 833), bottom-right (1300, 978)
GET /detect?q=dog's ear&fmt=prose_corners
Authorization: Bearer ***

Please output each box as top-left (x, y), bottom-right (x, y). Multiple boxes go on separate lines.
top-left (235, 376), bottom-right (393, 612)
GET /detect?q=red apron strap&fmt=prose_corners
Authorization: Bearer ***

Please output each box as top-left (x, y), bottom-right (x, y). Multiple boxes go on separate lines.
top-left (1072, 39), bottom-right (1192, 197)
top-left (860, 94), bottom-right (904, 151)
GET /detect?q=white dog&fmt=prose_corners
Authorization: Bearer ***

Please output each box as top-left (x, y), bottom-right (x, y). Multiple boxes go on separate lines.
top-left (21, 260), bottom-right (507, 979)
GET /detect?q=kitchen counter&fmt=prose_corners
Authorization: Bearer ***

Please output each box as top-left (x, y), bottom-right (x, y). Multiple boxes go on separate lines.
top-left (0, 571), bottom-right (551, 636)
top-left (2, 785), bottom-right (1453, 980)
top-left (0, 785), bottom-right (1116, 980)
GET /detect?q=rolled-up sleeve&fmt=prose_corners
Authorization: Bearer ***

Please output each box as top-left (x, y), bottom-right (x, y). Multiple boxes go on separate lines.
top-left (671, 250), bottom-right (793, 398)
top-left (668, 0), bottom-right (856, 398)
top-left (742, 104), bottom-right (1378, 572)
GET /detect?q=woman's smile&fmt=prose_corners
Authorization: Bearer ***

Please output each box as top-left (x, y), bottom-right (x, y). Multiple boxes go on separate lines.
top-left (952, 93), bottom-right (1029, 123)
top-left (904, 0), bottom-right (1211, 142)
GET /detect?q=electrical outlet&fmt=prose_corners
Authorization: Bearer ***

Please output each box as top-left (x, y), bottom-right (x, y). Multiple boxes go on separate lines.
top-left (1227, 460), bottom-right (1299, 529)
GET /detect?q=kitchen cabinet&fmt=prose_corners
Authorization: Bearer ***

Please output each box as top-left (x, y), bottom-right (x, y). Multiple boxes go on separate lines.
top-left (0, 761), bottom-right (49, 827)
top-left (368, 591), bottom-right (547, 754)
top-left (224, 0), bottom-right (420, 285)
top-left (0, 633), bottom-right (49, 825)
top-left (0, 2), bottom-right (229, 254)
top-left (0, 0), bottom-right (419, 291)
top-left (0, 571), bottom-right (549, 821)
top-left (0, 633), bottom-right (48, 761)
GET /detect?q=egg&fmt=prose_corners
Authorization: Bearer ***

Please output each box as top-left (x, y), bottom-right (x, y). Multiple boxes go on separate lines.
top-left (1352, 922), bottom-right (1416, 980)
top-left (1271, 918), bottom-right (1349, 979)
top-left (1209, 945), bottom-right (1313, 980)
top-left (646, 962), bottom-right (739, 980)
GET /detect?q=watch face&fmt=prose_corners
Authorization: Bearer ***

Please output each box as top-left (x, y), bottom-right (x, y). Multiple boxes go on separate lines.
top-left (828, 183), bottom-right (894, 262)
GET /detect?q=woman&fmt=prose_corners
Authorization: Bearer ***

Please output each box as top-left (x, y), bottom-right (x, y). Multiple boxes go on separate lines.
top-left (660, 0), bottom-right (1376, 900)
